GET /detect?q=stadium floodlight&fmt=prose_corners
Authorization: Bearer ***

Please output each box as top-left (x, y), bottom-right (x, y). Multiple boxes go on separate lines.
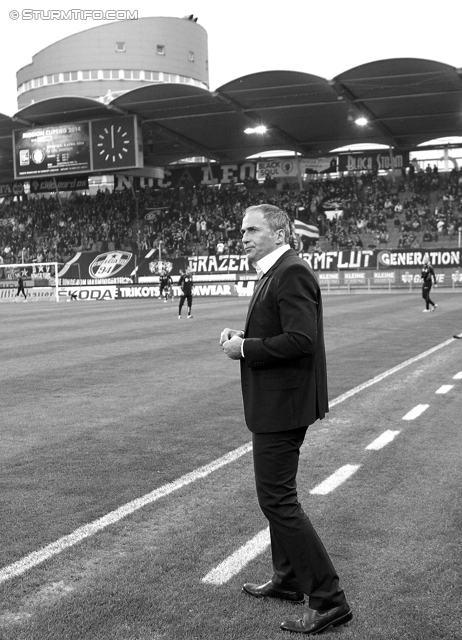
top-left (244, 125), bottom-right (267, 134)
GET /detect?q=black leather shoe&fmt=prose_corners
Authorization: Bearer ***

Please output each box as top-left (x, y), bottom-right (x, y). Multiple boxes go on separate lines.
top-left (280, 602), bottom-right (352, 634)
top-left (243, 580), bottom-right (304, 602)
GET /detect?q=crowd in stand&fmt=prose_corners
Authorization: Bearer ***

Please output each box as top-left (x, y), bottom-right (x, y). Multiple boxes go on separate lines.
top-left (1, 164), bottom-right (462, 267)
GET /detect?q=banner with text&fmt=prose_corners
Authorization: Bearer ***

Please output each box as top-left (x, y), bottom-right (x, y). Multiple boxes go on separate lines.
top-left (338, 151), bottom-right (410, 173)
top-left (29, 176), bottom-right (89, 193)
top-left (44, 247), bottom-right (462, 287)
top-left (53, 268), bottom-right (462, 302)
top-left (0, 182), bottom-right (25, 197)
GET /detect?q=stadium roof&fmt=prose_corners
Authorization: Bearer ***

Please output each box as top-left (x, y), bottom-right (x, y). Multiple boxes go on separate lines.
top-left (1, 58), bottom-right (462, 182)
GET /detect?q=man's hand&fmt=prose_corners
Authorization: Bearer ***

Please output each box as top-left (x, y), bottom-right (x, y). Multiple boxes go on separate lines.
top-left (222, 335), bottom-right (244, 360)
top-left (220, 328), bottom-right (244, 360)
top-left (219, 328), bottom-right (244, 346)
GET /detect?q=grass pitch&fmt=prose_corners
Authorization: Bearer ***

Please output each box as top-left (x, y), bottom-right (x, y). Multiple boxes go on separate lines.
top-left (1, 292), bottom-right (461, 639)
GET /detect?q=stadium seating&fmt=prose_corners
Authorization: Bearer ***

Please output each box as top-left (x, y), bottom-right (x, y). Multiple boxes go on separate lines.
top-left (1, 168), bottom-right (461, 265)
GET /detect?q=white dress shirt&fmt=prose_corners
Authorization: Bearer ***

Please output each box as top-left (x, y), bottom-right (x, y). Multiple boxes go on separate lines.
top-left (256, 244), bottom-right (290, 276)
top-left (241, 244), bottom-right (291, 357)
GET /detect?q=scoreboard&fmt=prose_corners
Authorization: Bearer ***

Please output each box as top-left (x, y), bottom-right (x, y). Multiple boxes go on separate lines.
top-left (13, 115), bottom-right (142, 179)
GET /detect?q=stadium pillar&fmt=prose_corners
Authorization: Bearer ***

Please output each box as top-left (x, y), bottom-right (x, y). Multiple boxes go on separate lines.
top-left (53, 177), bottom-right (63, 207)
top-left (294, 151), bottom-right (303, 192)
top-left (389, 146), bottom-right (395, 183)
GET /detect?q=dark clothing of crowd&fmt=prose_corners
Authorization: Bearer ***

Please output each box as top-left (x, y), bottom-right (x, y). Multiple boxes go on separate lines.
top-left (1, 167), bottom-right (462, 266)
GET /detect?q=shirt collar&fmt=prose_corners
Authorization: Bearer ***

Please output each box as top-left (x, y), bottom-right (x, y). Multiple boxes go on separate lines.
top-left (256, 244), bottom-right (290, 276)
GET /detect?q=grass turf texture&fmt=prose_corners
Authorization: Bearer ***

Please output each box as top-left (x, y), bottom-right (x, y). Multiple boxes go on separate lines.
top-left (0, 292), bottom-right (461, 639)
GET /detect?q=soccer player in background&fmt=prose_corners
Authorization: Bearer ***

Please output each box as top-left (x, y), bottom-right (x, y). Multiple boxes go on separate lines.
top-left (178, 267), bottom-right (194, 319)
top-left (159, 271), bottom-right (173, 302)
top-left (15, 274), bottom-right (27, 301)
top-left (421, 259), bottom-right (437, 312)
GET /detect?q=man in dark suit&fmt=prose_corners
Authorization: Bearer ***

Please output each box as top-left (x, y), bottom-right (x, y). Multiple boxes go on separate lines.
top-left (220, 204), bottom-right (351, 635)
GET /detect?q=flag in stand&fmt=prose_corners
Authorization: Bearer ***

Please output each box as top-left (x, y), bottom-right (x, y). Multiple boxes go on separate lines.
top-left (294, 219), bottom-right (320, 239)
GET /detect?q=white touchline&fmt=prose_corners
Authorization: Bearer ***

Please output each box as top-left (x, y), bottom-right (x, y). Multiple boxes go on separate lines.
top-left (453, 372), bottom-right (462, 380)
top-left (436, 385), bottom-right (454, 394)
top-left (202, 528), bottom-right (270, 585)
top-left (403, 404), bottom-right (429, 420)
top-left (0, 336), bottom-right (454, 585)
top-left (202, 464), bottom-right (362, 584)
top-left (310, 464), bottom-right (360, 495)
top-left (366, 430), bottom-right (401, 450)
top-left (329, 337), bottom-right (454, 408)
top-left (0, 442), bottom-right (252, 585)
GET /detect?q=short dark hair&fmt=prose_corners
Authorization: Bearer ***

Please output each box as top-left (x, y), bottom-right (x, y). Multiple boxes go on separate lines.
top-left (244, 204), bottom-right (292, 243)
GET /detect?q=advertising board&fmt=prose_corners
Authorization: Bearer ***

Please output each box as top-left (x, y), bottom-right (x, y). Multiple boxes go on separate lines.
top-left (338, 151), bottom-right (410, 173)
top-left (55, 248), bottom-right (462, 286)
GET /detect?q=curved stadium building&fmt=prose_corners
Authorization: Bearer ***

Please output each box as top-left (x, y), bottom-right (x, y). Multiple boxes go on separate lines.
top-left (16, 16), bottom-right (209, 109)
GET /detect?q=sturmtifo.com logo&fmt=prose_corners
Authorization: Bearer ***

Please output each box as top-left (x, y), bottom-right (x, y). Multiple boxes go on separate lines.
top-left (10, 9), bottom-right (138, 21)
top-left (89, 252), bottom-right (132, 278)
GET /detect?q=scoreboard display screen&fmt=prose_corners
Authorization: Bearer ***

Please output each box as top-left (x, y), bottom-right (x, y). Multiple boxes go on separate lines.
top-left (13, 122), bottom-right (91, 178)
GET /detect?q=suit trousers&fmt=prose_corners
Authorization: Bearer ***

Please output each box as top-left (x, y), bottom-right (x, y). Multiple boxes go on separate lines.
top-left (252, 427), bottom-right (345, 610)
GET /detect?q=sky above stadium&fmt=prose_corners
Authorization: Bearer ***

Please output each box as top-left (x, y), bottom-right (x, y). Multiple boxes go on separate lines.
top-left (1, 0), bottom-right (461, 117)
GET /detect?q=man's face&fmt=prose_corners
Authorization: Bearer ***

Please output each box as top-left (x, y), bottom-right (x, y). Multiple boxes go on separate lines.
top-left (241, 210), bottom-right (282, 264)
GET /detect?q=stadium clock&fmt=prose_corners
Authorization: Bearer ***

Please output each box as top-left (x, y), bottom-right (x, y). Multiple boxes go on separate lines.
top-left (91, 116), bottom-right (138, 170)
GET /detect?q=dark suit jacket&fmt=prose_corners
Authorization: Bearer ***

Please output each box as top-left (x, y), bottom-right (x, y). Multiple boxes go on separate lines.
top-left (240, 248), bottom-right (328, 433)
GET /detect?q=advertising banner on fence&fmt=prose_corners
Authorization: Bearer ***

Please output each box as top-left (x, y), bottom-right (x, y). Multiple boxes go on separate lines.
top-left (52, 267), bottom-right (462, 302)
top-left (114, 156), bottom-right (337, 190)
top-left (376, 248), bottom-right (462, 269)
top-left (0, 263), bottom-right (57, 284)
top-left (318, 269), bottom-right (461, 288)
top-left (0, 287), bottom-right (55, 302)
top-left (57, 282), bottom-right (239, 301)
top-left (0, 182), bottom-right (25, 197)
top-left (115, 162), bottom-right (258, 189)
top-left (256, 157), bottom-right (337, 180)
top-left (54, 248), bottom-right (462, 286)
top-left (29, 176), bottom-right (89, 193)
top-left (338, 151), bottom-right (410, 173)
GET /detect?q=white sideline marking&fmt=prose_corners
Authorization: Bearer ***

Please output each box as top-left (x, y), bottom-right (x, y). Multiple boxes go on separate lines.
top-left (453, 372), bottom-right (462, 380)
top-left (403, 404), bottom-right (429, 420)
top-left (366, 430), bottom-right (400, 450)
top-left (202, 528), bottom-right (270, 585)
top-left (329, 337), bottom-right (454, 408)
top-left (436, 385), bottom-right (454, 394)
top-left (202, 463), bottom-right (362, 585)
top-left (0, 443), bottom-right (252, 585)
top-left (310, 464), bottom-right (360, 495)
top-left (0, 337), bottom-right (454, 585)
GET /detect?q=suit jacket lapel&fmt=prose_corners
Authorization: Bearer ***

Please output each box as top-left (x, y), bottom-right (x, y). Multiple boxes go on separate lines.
top-left (245, 272), bottom-right (270, 330)
top-left (244, 249), bottom-right (297, 331)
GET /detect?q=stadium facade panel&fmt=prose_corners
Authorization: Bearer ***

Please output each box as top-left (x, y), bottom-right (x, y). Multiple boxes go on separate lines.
top-left (16, 16), bottom-right (209, 108)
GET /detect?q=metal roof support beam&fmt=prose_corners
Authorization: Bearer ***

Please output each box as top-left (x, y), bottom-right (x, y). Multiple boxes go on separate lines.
top-left (328, 79), bottom-right (403, 148)
top-left (212, 90), bottom-right (261, 126)
top-left (106, 104), bottom-right (131, 116)
top-left (12, 115), bottom-right (36, 127)
top-left (358, 89), bottom-right (462, 103)
top-left (213, 89), bottom-right (305, 156)
top-left (143, 120), bottom-right (228, 163)
top-left (380, 110), bottom-right (462, 122)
